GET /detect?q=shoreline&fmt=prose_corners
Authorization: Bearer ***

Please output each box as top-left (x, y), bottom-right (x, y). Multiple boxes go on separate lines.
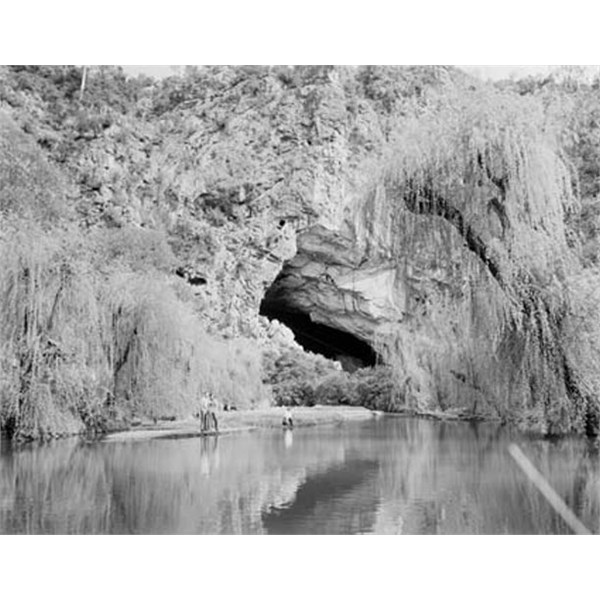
top-left (389, 407), bottom-right (500, 423)
top-left (2, 405), bottom-right (498, 445)
top-left (103, 405), bottom-right (381, 443)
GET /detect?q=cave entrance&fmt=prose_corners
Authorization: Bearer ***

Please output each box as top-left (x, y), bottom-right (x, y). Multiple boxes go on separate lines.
top-left (260, 283), bottom-right (378, 372)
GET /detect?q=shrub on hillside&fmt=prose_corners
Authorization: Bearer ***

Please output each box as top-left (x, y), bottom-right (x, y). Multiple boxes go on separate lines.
top-left (0, 113), bottom-right (70, 224)
top-left (92, 226), bottom-right (176, 273)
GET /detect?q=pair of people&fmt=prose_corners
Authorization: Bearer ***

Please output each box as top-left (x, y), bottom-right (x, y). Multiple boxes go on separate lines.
top-left (198, 393), bottom-right (219, 433)
top-left (282, 407), bottom-right (293, 429)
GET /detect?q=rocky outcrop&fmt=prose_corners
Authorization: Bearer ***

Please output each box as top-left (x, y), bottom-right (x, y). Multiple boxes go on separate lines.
top-left (0, 65), bottom-right (463, 350)
top-left (263, 224), bottom-right (407, 343)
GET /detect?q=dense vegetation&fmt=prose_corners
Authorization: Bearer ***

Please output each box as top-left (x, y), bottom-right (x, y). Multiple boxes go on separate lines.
top-left (2, 65), bottom-right (600, 440)
top-left (365, 72), bottom-right (600, 434)
top-left (262, 346), bottom-right (395, 410)
top-left (0, 99), bottom-right (266, 440)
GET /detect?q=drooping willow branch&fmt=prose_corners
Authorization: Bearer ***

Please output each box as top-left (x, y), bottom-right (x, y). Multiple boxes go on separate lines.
top-left (400, 180), bottom-right (506, 288)
top-left (477, 151), bottom-right (509, 236)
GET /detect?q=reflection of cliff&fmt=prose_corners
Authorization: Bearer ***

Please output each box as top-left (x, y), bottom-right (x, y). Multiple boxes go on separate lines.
top-left (262, 458), bottom-right (380, 534)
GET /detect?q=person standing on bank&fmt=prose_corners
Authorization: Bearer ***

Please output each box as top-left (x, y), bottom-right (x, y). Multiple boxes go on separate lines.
top-left (198, 392), bottom-right (209, 433)
top-left (282, 406), bottom-right (293, 429)
top-left (207, 393), bottom-right (219, 433)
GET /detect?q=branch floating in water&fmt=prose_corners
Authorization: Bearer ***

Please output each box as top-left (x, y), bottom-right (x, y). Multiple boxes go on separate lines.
top-left (508, 443), bottom-right (591, 535)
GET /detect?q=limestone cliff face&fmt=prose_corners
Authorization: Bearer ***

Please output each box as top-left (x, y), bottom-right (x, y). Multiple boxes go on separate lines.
top-left (264, 224), bottom-right (407, 342)
top-left (0, 65), bottom-right (464, 349)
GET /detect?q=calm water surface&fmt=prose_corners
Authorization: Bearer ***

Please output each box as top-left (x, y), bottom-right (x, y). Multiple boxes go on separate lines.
top-left (0, 417), bottom-right (599, 534)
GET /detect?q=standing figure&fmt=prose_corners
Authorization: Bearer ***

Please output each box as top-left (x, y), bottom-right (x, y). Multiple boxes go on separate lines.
top-left (282, 406), bottom-right (293, 429)
top-left (198, 392), bottom-right (209, 433)
top-left (207, 393), bottom-right (219, 433)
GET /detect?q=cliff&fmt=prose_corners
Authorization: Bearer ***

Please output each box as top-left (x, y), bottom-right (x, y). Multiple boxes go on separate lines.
top-left (0, 65), bottom-right (463, 351)
top-left (2, 65), bottom-right (600, 437)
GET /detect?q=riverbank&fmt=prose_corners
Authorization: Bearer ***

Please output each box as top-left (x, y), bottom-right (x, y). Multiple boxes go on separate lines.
top-left (390, 406), bottom-right (500, 423)
top-left (103, 405), bottom-right (379, 442)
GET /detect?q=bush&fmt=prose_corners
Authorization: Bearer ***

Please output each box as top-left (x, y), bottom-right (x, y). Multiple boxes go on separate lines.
top-left (314, 372), bottom-right (357, 405)
top-left (313, 366), bottom-right (396, 411)
top-left (353, 367), bottom-right (396, 410)
top-left (262, 347), bottom-right (339, 406)
top-left (92, 226), bottom-right (176, 273)
top-left (262, 341), bottom-right (397, 411)
top-left (0, 113), bottom-right (70, 224)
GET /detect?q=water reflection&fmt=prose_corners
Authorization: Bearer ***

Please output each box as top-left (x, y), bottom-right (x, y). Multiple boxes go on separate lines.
top-left (0, 418), bottom-right (598, 534)
top-left (284, 429), bottom-right (293, 449)
top-left (262, 458), bottom-right (380, 534)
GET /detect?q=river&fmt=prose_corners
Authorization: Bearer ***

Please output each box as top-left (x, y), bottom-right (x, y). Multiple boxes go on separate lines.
top-left (0, 417), bottom-right (598, 534)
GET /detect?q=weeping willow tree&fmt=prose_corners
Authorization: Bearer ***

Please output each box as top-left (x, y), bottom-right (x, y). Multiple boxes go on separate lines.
top-left (106, 274), bottom-right (267, 419)
top-left (363, 87), bottom-right (599, 434)
top-left (0, 223), bottom-right (266, 441)
top-left (0, 225), bottom-right (110, 439)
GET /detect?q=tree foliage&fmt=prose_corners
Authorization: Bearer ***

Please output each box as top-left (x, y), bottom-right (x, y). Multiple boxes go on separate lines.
top-left (262, 346), bottom-right (339, 406)
top-left (0, 223), bottom-right (266, 440)
top-left (362, 86), bottom-right (597, 433)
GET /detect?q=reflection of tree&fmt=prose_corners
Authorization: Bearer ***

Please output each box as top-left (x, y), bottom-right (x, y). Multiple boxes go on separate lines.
top-left (0, 440), bottom-right (113, 534)
top-left (371, 419), bottom-right (600, 534)
top-left (262, 459), bottom-right (380, 535)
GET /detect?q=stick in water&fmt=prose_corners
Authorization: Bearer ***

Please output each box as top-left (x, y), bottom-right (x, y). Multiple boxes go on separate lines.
top-left (508, 443), bottom-right (591, 535)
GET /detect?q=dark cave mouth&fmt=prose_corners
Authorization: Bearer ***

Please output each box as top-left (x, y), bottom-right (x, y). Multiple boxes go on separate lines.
top-left (259, 297), bottom-right (378, 372)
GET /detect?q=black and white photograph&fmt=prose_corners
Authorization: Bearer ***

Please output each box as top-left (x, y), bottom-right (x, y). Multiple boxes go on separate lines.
top-left (3, 24), bottom-right (600, 600)
top-left (4, 1), bottom-right (600, 595)
top-left (2, 61), bottom-right (599, 539)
